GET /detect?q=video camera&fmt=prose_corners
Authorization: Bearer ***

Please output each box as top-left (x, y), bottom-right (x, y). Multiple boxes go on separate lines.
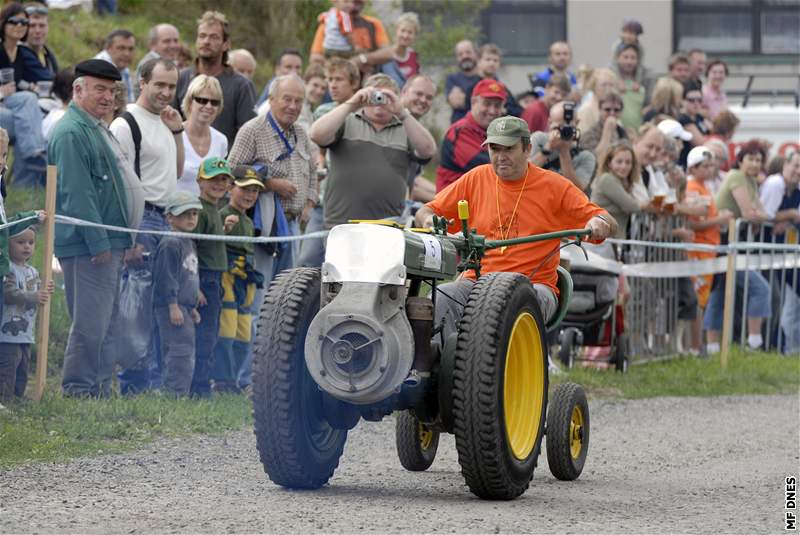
top-left (558, 101), bottom-right (579, 142)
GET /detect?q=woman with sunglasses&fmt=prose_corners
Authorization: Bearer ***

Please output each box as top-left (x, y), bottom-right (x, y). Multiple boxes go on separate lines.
top-left (0, 3), bottom-right (52, 91)
top-left (177, 74), bottom-right (227, 195)
top-left (676, 80), bottom-right (712, 168)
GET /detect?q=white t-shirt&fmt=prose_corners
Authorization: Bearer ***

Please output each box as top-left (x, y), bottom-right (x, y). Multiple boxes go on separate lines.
top-left (110, 104), bottom-right (178, 207)
top-left (759, 173), bottom-right (787, 219)
top-left (177, 127), bottom-right (228, 197)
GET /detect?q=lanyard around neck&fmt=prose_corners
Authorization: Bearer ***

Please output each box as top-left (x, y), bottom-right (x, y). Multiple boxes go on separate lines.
top-left (266, 111), bottom-right (296, 161)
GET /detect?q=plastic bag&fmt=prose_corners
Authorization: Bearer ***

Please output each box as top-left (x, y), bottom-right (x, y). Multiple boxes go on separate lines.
top-left (111, 268), bottom-right (154, 369)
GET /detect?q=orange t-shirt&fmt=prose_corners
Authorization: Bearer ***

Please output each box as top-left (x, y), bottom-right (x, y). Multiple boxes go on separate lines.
top-left (311, 14), bottom-right (390, 55)
top-left (427, 163), bottom-right (606, 295)
top-left (685, 178), bottom-right (720, 247)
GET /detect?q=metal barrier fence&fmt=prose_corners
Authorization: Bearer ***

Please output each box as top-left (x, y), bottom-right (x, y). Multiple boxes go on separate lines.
top-left (564, 214), bottom-right (800, 364)
top-left (733, 219), bottom-right (800, 354)
top-left (622, 212), bottom-right (689, 360)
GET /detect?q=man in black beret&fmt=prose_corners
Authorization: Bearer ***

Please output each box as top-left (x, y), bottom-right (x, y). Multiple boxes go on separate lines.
top-left (48, 58), bottom-right (144, 398)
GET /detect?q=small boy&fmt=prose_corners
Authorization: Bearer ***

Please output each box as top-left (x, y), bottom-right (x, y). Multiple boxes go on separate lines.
top-left (153, 191), bottom-right (203, 396)
top-left (0, 127), bottom-right (46, 402)
top-left (212, 165), bottom-right (265, 393)
top-left (0, 225), bottom-right (54, 401)
top-left (319, 0), bottom-right (356, 57)
top-left (190, 157), bottom-right (236, 398)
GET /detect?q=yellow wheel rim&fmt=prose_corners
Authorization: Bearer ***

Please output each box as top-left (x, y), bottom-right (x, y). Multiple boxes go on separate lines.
top-left (569, 405), bottom-right (584, 459)
top-left (419, 423), bottom-right (434, 451)
top-left (503, 312), bottom-right (545, 460)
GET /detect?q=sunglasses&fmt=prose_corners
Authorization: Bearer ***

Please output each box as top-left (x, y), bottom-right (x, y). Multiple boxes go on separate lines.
top-left (193, 96), bottom-right (221, 107)
top-left (685, 97), bottom-right (703, 103)
top-left (24, 6), bottom-right (48, 15)
top-left (602, 107), bottom-right (622, 113)
top-left (7, 17), bottom-right (29, 26)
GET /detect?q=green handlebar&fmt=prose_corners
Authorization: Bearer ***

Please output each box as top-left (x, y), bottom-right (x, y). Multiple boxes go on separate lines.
top-left (485, 228), bottom-right (592, 250)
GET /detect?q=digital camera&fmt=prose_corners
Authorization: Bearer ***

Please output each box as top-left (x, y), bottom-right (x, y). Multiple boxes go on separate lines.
top-left (369, 90), bottom-right (387, 106)
top-left (558, 101), bottom-right (579, 141)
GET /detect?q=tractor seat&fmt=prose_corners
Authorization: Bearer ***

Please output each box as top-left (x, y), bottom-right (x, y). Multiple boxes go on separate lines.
top-left (547, 265), bottom-right (573, 333)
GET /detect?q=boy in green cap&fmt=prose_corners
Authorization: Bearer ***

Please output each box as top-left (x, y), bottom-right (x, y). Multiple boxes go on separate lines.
top-left (0, 224), bottom-right (53, 401)
top-left (0, 127), bottom-right (46, 402)
top-left (212, 165), bottom-right (265, 393)
top-left (190, 157), bottom-right (237, 398)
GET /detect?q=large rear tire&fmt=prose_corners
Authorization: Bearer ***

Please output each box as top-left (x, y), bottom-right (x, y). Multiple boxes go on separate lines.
top-left (395, 410), bottom-right (439, 471)
top-left (546, 382), bottom-right (589, 481)
top-left (451, 273), bottom-right (548, 500)
top-left (252, 268), bottom-right (347, 489)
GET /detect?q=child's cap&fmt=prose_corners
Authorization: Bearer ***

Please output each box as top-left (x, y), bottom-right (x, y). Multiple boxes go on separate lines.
top-left (622, 19), bottom-right (643, 35)
top-left (164, 190), bottom-right (203, 216)
top-left (7, 221), bottom-right (35, 238)
top-left (198, 157), bottom-right (234, 180)
top-left (232, 165), bottom-right (267, 189)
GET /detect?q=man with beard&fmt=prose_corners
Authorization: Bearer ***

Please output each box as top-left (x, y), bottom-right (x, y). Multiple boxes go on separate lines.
top-left (110, 57), bottom-right (184, 393)
top-left (445, 40), bottom-right (481, 123)
top-left (173, 11), bottom-right (256, 146)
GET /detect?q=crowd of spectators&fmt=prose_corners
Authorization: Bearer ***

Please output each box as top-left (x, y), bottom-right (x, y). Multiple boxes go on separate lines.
top-left (0, 3), bottom-right (798, 404)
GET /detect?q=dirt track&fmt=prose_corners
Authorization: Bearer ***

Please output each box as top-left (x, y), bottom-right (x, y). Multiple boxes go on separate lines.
top-left (1, 394), bottom-right (797, 534)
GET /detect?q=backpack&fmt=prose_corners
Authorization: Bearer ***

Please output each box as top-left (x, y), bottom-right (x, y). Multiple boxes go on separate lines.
top-left (120, 111), bottom-right (142, 179)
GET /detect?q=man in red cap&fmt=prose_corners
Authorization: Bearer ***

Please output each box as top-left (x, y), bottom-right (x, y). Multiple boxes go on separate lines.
top-left (435, 78), bottom-right (506, 191)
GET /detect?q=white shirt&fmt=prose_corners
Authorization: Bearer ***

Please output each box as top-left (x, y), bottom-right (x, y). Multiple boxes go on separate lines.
top-left (110, 103), bottom-right (178, 207)
top-left (759, 173), bottom-right (788, 219)
top-left (177, 127), bottom-right (228, 197)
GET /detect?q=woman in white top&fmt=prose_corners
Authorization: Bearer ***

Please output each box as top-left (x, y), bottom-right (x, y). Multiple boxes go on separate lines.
top-left (178, 74), bottom-right (228, 195)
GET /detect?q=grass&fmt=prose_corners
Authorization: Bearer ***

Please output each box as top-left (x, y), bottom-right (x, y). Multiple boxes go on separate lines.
top-left (0, 391), bottom-right (252, 469)
top-left (551, 348), bottom-right (800, 399)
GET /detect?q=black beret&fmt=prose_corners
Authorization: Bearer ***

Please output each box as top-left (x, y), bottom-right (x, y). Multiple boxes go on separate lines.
top-left (74, 59), bottom-right (122, 82)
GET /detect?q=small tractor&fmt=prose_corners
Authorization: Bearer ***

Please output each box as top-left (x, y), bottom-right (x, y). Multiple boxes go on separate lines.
top-left (251, 201), bottom-right (591, 500)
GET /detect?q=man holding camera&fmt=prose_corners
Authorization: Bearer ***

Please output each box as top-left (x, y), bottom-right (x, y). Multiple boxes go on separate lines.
top-left (530, 101), bottom-right (596, 191)
top-left (310, 73), bottom-right (436, 228)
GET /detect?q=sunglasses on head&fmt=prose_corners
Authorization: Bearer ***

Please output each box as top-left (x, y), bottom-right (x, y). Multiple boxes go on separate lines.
top-left (7, 16), bottom-right (29, 26)
top-left (193, 96), bottom-right (221, 107)
top-left (24, 6), bottom-right (48, 15)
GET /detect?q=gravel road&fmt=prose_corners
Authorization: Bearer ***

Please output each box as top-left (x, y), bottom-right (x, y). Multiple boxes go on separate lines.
top-left (1, 394), bottom-right (797, 534)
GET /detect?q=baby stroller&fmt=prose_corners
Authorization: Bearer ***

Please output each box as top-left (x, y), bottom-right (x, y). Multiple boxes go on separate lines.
top-left (556, 260), bottom-right (628, 372)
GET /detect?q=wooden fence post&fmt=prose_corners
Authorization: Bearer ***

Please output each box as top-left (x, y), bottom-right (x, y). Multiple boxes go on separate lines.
top-left (719, 219), bottom-right (737, 369)
top-left (34, 165), bottom-right (57, 401)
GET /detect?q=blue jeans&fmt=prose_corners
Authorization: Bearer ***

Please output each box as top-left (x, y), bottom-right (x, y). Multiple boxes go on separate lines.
top-left (297, 205), bottom-right (326, 268)
top-left (0, 91), bottom-right (46, 188)
top-left (703, 270), bottom-right (771, 331)
top-left (238, 219), bottom-right (300, 388)
top-left (191, 269), bottom-right (222, 396)
top-left (118, 206), bottom-right (169, 393)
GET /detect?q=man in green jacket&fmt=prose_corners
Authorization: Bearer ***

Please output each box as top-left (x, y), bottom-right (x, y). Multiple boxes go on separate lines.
top-left (48, 59), bottom-right (136, 398)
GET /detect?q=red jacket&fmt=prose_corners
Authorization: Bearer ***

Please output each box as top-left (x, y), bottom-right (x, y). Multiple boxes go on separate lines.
top-left (435, 113), bottom-right (490, 192)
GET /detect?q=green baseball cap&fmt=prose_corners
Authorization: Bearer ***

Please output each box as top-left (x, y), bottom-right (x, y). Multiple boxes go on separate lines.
top-left (164, 190), bottom-right (203, 216)
top-left (198, 157), bottom-right (233, 180)
top-left (482, 116), bottom-right (531, 147)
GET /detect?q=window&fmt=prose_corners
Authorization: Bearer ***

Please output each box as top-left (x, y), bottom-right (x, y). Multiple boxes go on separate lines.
top-left (481, 0), bottom-right (566, 57)
top-left (675, 0), bottom-right (800, 55)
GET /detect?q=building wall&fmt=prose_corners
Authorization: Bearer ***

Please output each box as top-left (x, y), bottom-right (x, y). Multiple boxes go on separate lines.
top-left (567, 0), bottom-right (673, 74)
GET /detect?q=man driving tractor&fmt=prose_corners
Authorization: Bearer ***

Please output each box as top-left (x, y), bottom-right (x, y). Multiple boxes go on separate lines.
top-left (415, 115), bottom-right (617, 334)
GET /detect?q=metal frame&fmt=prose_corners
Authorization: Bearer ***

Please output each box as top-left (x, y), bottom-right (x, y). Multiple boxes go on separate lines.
top-left (672, 0), bottom-right (800, 56)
